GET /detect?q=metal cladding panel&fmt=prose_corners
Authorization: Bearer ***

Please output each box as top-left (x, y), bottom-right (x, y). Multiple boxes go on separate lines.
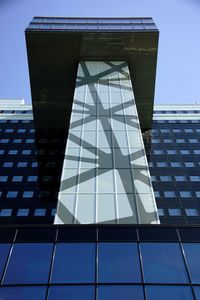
top-left (54, 61), bottom-right (159, 224)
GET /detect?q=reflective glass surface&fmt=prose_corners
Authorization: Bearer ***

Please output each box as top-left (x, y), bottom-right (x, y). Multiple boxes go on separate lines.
top-left (48, 286), bottom-right (94, 300)
top-left (98, 285), bottom-right (144, 300)
top-left (183, 243), bottom-right (200, 283)
top-left (51, 243), bottom-right (95, 283)
top-left (3, 243), bottom-right (53, 284)
top-left (0, 244), bottom-right (11, 279)
top-left (145, 285), bottom-right (194, 300)
top-left (98, 243), bottom-right (141, 283)
top-left (140, 243), bottom-right (188, 283)
top-left (0, 287), bottom-right (47, 300)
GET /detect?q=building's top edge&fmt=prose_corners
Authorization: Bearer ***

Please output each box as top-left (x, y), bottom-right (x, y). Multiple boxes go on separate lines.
top-left (33, 16), bottom-right (154, 20)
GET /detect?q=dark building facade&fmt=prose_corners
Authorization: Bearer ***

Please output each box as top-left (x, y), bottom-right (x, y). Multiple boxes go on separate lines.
top-left (0, 17), bottom-right (200, 300)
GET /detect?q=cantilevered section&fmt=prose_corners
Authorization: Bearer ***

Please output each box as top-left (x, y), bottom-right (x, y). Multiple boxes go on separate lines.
top-left (26, 17), bottom-right (159, 130)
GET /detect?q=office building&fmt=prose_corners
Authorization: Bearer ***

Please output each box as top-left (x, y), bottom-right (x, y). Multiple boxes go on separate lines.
top-left (0, 17), bottom-right (200, 300)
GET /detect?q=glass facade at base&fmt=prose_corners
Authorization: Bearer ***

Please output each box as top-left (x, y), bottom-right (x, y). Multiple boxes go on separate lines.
top-left (0, 225), bottom-right (200, 300)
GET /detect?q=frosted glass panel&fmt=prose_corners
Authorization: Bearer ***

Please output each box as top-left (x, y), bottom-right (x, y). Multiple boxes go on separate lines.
top-left (55, 61), bottom-right (159, 224)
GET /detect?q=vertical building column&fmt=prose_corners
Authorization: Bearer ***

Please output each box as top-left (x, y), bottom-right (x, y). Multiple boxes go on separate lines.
top-left (54, 61), bottom-right (159, 224)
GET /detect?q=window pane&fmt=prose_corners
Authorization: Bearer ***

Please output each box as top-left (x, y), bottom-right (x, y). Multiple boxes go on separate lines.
top-left (145, 286), bottom-right (194, 300)
top-left (194, 286), bottom-right (200, 300)
top-left (140, 243), bottom-right (188, 283)
top-left (51, 243), bottom-right (95, 283)
top-left (0, 287), bottom-right (47, 300)
top-left (48, 286), bottom-right (94, 300)
top-left (98, 243), bottom-right (141, 283)
top-left (3, 243), bottom-right (53, 284)
top-left (0, 244), bottom-right (11, 278)
top-left (183, 243), bottom-right (200, 283)
top-left (98, 286), bottom-right (144, 300)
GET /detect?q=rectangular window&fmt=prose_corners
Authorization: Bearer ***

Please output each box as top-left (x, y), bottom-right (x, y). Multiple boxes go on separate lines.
top-left (175, 176), bottom-right (186, 182)
top-left (98, 243), bottom-right (141, 283)
top-left (13, 139), bottom-right (22, 143)
top-left (180, 191), bottom-right (192, 198)
top-left (3, 243), bottom-right (53, 284)
top-left (160, 176), bottom-right (171, 182)
top-left (17, 162), bottom-right (28, 167)
top-left (0, 176), bottom-right (8, 182)
top-left (3, 162), bottom-right (13, 168)
top-left (51, 243), bottom-right (95, 283)
top-left (0, 209), bottom-right (12, 216)
top-left (185, 209), bottom-right (198, 216)
top-left (170, 162), bottom-right (182, 167)
top-left (190, 176), bottom-right (200, 182)
top-left (22, 191), bottom-right (34, 198)
top-left (156, 162), bottom-right (167, 167)
top-left (140, 243), bottom-right (188, 283)
top-left (27, 176), bottom-right (38, 182)
top-left (17, 209), bottom-right (29, 216)
top-left (168, 208), bottom-right (181, 216)
top-left (8, 150), bottom-right (18, 155)
top-left (189, 138), bottom-right (198, 143)
top-left (184, 162), bottom-right (195, 167)
top-left (22, 150), bottom-right (31, 155)
top-left (6, 191), bottom-right (18, 198)
top-left (167, 150), bottom-right (177, 155)
top-left (183, 243), bottom-right (200, 283)
top-left (164, 191), bottom-right (176, 198)
top-left (34, 209), bottom-right (46, 216)
top-left (145, 286), bottom-right (193, 300)
top-left (12, 176), bottom-right (23, 182)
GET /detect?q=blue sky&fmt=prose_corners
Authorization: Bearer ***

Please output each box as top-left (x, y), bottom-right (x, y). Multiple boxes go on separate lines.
top-left (0, 0), bottom-right (199, 104)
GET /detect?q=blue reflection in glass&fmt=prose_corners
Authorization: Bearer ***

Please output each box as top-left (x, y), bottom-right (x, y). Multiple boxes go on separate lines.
top-left (140, 243), bottom-right (188, 283)
top-left (3, 243), bottom-right (53, 284)
top-left (145, 286), bottom-right (194, 300)
top-left (183, 243), bottom-right (200, 283)
top-left (51, 243), bottom-right (95, 283)
top-left (98, 243), bottom-right (141, 283)
top-left (48, 286), bottom-right (94, 300)
top-left (98, 285), bottom-right (144, 300)
top-left (0, 244), bottom-right (11, 279)
top-left (194, 286), bottom-right (200, 300)
top-left (0, 286), bottom-right (47, 300)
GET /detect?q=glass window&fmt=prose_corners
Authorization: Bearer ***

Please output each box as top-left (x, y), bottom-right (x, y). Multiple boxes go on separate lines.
top-left (194, 286), bottom-right (200, 300)
top-left (6, 191), bottom-right (18, 198)
top-left (167, 150), bottom-right (177, 155)
top-left (190, 176), bottom-right (200, 182)
top-left (154, 191), bottom-right (160, 198)
top-left (183, 243), bottom-right (200, 283)
top-left (160, 176), bottom-right (171, 182)
top-left (12, 176), bottom-right (23, 182)
top-left (151, 176), bottom-right (156, 182)
top-left (17, 209), bottom-right (29, 217)
top-left (168, 208), bottom-right (181, 216)
top-left (0, 139), bottom-right (9, 143)
top-left (0, 150), bottom-right (5, 155)
top-left (160, 129), bottom-right (170, 133)
top-left (98, 243), bottom-right (141, 283)
top-left (27, 176), bottom-right (38, 182)
top-left (185, 209), bottom-right (198, 216)
top-left (17, 129), bottom-right (26, 133)
top-left (164, 191), bottom-right (176, 198)
top-left (34, 209), bottom-right (46, 216)
top-left (180, 150), bottom-right (190, 154)
top-left (51, 208), bottom-right (56, 216)
top-left (145, 286), bottom-right (194, 300)
top-left (8, 150), bottom-right (18, 155)
top-left (156, 162), bottom-right (167, 167)
top-left (189, 138), bottom-right (198, 143)
top-left (0, 244), bottom-right (11, 278)
top-left (3, 243), bottom-right (53, 284)
top-left (22, 150), bottom-right (31, 155)
top-left (172, 129), bottom-right (181, 133)
top-left (195, 191), bottom-right (200, 198)
top-left (0, 287), bottom-right (47, 300)
top-left (51, 243), bottom-right (95, 283)
top-left (185, 162), bottom-right (195, 167)
top-left (175, 176), bottom-right (186, 181)
top-left (3, 162), bottom-right (13, 167)
top-left (17, 162), bottom-right (28, 167)
top-left (31, 162), bottom-right (38, 168)
top-left (158, 208), bottom-right (164, 216)
top-left (26, 139), bottom-right (34, 143)
top-left (153, 150), bottom-right (164, 155)
top-left (13, 139), bottom-right (22, 143)
top-left (22, 191), bottom-right (34, 198)
top-left (48, 286), bottom-right (94, 300)
top-left (98, 286), bottom-right (144, 300)
top-left (194, 150), bottom-right (200, 154)
top-left (184, 129), bottom-right (193, 133)
top-left (0, 176), bottom-right (8, 182)
top-left (170, 162), bottom-right (182, 167)
top-left (5, 129), bottom-right (14, 133)
top-left (163, 139), bottom-right (173, 143)
top-left (180, 191), bottom-right (192, 198)
top-left (176, 139), bottom-right (185, 143)
top-left (152, 139), bottom-right (160, 144)
top-left (0, 209), bottom-right (12, 216)
top-left (140, 243), bottom-right (188, 283)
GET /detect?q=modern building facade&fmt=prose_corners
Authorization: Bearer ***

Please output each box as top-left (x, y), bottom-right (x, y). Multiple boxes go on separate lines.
top-left (0, 17), bottom-right (200, 300)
